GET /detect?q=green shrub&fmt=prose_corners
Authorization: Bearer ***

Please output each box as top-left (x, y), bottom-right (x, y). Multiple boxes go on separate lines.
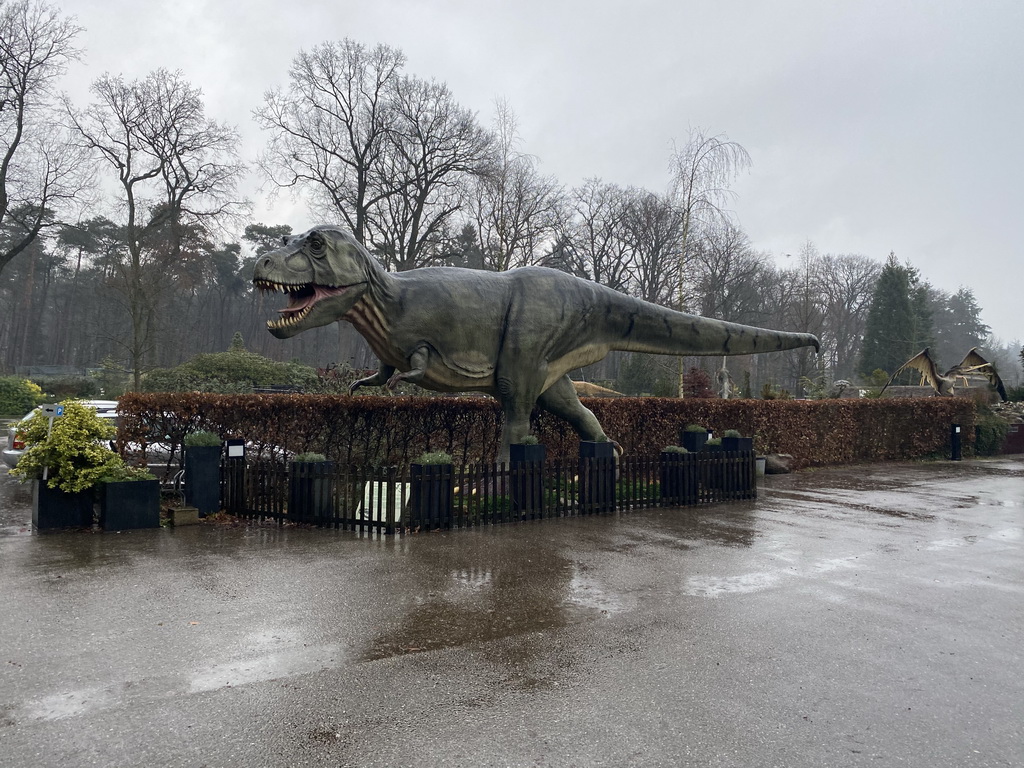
top-left (684, 423), bottom-right (706, 433)
top-left (99, 464), bottom-right (156, 483)
top-left (705, 437), bottom-right (722, 446)
top-left (722, 429), bottom-right (742, 438)
top-left (415, 451), bottom-right (453, 465)
top-left (0, 377), bottom-right (43, 415)
top-left (293, 452), bottom-right (327, 462)
top-left (10, 400), bottom-right (123, 493)
top-left (662, 445), bottom-right (689, 454)
top-left (141, 339), bottom-right (318, 394)
top-left (31, 376), bottom-right (99, 399)
top-left (184, 430), bottom-right (221, 447)
top-left (515, 435), bottom-right (540, 445)
top-left (974, 406), bottom-right (1009, 456)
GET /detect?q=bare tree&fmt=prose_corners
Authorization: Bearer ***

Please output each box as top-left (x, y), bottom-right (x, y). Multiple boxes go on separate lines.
top-left (65, 69), bottom-right (246, 388)
top-left (773, 242), bottom-right (827, 394)
top-left (0, 0), bottom-right (87, 276)
top-left (257, 40), bottom-right (492, 271)
top-left (254, 39), bottom-right (405, 243)
top-left (559, 178), bottom-right (633, 291)
top-left (365, 74), bottom-right (493, 271)
top-left (620, 188), bottom-right (681, 306)
top-left (469, 101), bottom-right (564, 271)
top-left (668, 127), bottom-right (751, 395)
top-left (816, 253), bottom-right (879, 379)
top-left (691, 221), bottom-right (768, 323)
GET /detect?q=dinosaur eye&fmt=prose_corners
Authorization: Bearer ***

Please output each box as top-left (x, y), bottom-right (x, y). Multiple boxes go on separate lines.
top-left (307, 233), bottom-right (326, 257)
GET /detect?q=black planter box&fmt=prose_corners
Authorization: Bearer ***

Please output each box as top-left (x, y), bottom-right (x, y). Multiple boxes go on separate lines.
top-left (510, 443), bottom-right (546, 518)
top-left (681, 430), bottom-right (709, 452)
top-left (659, 452), bottom-right (691, 503)
top-left (184, 445), bottom-right (221, 517)
top-left (410, 463), bottom-right (453, 529)
top-left (288, 461), bottom-right (334, 523)
top-left (99, 479), bottom-right (161, 530)
top-left (32, 480), bottom-right (94, 530)
top-left (722, 436), bottom-right (754, 452)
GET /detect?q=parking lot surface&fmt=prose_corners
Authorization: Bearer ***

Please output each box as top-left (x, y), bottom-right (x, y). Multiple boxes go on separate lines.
top-left (1, 458), bottom-right (1022, 767)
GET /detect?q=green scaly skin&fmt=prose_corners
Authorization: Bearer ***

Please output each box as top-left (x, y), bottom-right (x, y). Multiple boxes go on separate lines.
top-left (253, 226), bottom-right (821, 458)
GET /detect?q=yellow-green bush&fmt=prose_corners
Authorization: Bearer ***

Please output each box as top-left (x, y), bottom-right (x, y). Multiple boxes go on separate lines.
top-left (0, 377), bottom-right (43, 416)
top-left (10, 400), bottom-right (123, 492)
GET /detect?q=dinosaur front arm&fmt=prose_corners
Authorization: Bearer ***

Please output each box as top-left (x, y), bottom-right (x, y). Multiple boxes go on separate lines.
top-left (350, 365), bottom-right (396, 392)
top-left (386, 345), bottom-right (430, 390)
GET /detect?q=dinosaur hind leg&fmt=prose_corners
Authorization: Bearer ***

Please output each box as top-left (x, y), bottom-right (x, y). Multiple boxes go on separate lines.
top-left (537, 375), bottom-right (609, 444)
top-left (496, 374), bottom-right (542, 461)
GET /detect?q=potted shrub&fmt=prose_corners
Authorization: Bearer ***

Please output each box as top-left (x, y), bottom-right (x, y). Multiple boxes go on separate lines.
top-left (721, 429), bottom-right (754, 452)
top-left (97, 464), bottom-right (160, 531)
top-left (510, 434), bottom-right (546, 463)
top-left (184, 430), bottom-right (221, 518)
top-left (410, 451), bottom-right (453, 528)
top-left (288, 452), bottom-right (333, 523)
top-left (510, 435), bottom-right (545, 518)
top-left (701, 437), bottom-right (723, 452)
top-left (10, 400), bottom-right (122, 529)
top-left (681, 424), bottom-right (709, 452)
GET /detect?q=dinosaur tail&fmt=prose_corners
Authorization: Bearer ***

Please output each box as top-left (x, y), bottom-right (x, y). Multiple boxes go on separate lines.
top-left (614, 300), bottom-right (820, 357)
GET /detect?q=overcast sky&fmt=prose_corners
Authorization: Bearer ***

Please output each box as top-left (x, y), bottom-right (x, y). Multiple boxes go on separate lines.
top-left (57, 0), bottom-right (1023, 342)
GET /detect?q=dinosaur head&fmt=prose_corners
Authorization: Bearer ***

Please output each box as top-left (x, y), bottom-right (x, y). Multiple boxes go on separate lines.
top-left (253, 226), bottom-right (370, 339)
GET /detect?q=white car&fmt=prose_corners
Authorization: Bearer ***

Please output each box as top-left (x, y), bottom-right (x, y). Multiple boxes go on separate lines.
top-left (2, 400), bottom-right (120, 469)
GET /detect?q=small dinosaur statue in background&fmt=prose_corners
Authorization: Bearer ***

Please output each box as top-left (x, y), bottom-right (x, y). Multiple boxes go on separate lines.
top-left (253, 226), bottom-right (820, 458)
top-left (880, 347), bottom-right (1007, 400)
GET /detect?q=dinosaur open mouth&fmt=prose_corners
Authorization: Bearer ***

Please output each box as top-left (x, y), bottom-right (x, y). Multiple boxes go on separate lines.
top-left (254, 279), bottom-right (353, 330)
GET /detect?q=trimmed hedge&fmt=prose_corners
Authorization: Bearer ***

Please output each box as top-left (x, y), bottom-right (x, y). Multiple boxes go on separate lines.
top-left (537, 397), bottom-right (976, 468)
top-left (117, 392), bottom-right (976, 469)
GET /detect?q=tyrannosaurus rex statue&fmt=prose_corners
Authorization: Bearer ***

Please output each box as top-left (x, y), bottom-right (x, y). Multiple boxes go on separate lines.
top-left (253, 226), bottom-right (820, 457)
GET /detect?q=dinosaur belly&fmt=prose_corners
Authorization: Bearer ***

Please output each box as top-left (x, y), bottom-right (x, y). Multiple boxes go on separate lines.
top-left (544, 343), bottom-right (610, 390)
top-left (421, 351), bottom-right (495, 392)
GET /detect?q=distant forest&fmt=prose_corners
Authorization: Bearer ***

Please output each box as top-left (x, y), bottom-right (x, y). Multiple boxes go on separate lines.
top-left (2, 6), bottom-right (1020, 397)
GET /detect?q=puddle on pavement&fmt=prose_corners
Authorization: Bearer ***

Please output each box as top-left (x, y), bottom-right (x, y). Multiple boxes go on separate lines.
top-left (361, 536), bottom-right (630, 666)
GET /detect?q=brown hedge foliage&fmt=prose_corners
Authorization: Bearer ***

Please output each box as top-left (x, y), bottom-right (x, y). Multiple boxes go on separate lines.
top-left (117, 392), bottom-right (503, 466)
top-left (548, 397), bottom-right (976, 468)
top-left (118, 392), bottom-right (976, 469)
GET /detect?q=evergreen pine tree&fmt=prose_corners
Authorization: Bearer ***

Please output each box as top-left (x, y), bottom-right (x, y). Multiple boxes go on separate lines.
top-left (859, 253), bottom-right (930, 381)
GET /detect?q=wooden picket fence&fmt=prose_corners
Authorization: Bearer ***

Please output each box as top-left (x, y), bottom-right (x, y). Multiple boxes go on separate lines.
top-left (220, 450), bottom-right (757, 534)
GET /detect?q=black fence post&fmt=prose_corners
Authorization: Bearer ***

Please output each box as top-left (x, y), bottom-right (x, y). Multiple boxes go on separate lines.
top-left (510, 443), bottom-right (546, 520)
top-left (224, 456), bottom-right (246, 515)
top-left (951, 423), bottom-right (962, 461)
top-left (184, 444), bottom-right (222, 518)
top-left (579, 441), bottom-right (616, 514)
top-left (410, 462), bottom-right (453, 529)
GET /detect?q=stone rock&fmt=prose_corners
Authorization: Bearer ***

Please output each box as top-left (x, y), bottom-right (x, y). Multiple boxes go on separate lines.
top-left (763, 453), bottom-right (795, 474)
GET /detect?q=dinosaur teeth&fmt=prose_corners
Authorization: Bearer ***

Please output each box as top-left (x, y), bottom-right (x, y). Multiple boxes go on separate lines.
top-left (254, 279), bottom-right (304, 295)
top-left (266, 304), bottom-right (313, 330)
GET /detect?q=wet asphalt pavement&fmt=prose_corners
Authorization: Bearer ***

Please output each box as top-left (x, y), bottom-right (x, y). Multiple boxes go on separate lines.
top-left (1, 459), bottom-right (1022, 768)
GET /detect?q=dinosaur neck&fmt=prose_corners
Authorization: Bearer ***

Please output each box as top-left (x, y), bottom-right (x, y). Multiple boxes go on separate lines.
top-left (341, 254), bottom-right (401, 363)
top-left (344, 292), bottom-right (397, 365)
